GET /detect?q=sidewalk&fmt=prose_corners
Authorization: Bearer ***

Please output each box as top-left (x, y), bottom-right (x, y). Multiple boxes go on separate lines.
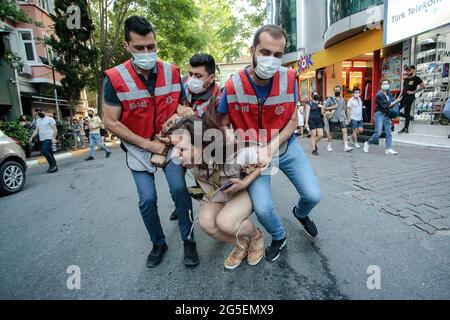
top-left (26, 140), bottom-right (121, 168)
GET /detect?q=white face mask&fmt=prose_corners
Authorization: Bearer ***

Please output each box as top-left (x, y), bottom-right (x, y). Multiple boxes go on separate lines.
top-left (254, 55), bottom-right (282, 80)
top-left (381, 84), bottom-right (390, 91)
top-left (187, 77), bottom-right (206, 94)
top-left (354, 93), bottom-right (360, 98)
top-left (131, 51), bottom-right (157, 70)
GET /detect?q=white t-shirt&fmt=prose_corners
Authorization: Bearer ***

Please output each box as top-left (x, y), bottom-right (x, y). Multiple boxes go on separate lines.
top-left (347, 97), bottom-right (363, 121)
top-left (35, 116), bottom-right (56, 141)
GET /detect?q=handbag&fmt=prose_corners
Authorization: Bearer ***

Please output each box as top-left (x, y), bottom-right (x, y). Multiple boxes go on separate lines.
top-left (384, 92), bottom-right (399, 119)
top-left (323, 97), bottom-right (336, 120)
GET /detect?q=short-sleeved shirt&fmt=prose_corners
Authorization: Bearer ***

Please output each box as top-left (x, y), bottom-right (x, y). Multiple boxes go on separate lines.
top-left (402, 75), bottom-right (423, 102)
top-left (35, 116), bottom-right (56, 141)
top-left (103, 62), bottom-right (186, 106)
top-left (347, 97), bottom-right (363, 121)
top-left (326, 96), bottom-right (346, 122)
top-left (217, 67), bottom-right (298, 114)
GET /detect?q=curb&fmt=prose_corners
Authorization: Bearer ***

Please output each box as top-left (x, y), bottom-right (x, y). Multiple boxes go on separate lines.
top-left (26, 141), bottom-right (120, 168)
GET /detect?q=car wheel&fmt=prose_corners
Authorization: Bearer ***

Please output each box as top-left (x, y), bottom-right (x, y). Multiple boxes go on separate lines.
top-left (0, 161), bottom-right (26, 195)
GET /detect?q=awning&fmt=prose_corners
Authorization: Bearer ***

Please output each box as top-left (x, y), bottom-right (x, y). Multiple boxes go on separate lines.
top-left (306, 28), bottom-right (383, 71)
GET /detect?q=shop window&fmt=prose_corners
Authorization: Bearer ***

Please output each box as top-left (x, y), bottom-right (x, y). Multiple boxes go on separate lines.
top-left (327, 0), bottom-right (384, 27)
top-left (274, 0), bottom-right (297, 54)
top-left (414, 27), bottom-right (450, 122)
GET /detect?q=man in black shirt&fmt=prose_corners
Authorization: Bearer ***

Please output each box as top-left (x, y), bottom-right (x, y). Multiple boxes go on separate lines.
top-left (398, 65), bottom-right (425, 133)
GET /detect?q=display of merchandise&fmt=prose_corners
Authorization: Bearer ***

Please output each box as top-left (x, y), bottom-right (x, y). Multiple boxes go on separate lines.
top-left (414, 32), bottom-right (450, 122)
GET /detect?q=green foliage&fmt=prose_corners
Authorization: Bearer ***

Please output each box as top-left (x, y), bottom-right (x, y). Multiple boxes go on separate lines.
top-left (48, 0), bottom-right (97, 106)
top-left (0, 121), bottom-right (31, 147)
top-left (0, 0), bottom-right (32, 23)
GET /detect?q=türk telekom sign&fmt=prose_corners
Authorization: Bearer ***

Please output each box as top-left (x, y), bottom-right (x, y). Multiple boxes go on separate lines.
top-left (384, 0), bottom-right (450, 45)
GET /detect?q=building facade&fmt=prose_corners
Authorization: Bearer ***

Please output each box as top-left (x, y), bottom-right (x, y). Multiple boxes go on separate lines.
top-left (266, 0), bottom-right (450, 147)
top-left (0, 0), bottom-right (90, 122)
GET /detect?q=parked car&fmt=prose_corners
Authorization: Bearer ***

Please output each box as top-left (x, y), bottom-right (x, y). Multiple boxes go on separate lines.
top-left (0, 129), bottom-right (27, 195)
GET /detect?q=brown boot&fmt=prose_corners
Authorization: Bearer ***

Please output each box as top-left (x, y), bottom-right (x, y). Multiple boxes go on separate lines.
top-left (247, 229), bottom-right (264, 266)
top-left (224, 241), bottom-right (248, 270)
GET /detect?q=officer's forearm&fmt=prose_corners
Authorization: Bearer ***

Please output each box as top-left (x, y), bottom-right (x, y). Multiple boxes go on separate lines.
top-left (268, 111), bottom-right (297, 154)
top-left (104, 117), bottom-right (150, 150)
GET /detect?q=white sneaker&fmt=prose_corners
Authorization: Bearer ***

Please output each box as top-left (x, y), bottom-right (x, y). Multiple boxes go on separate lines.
top-left (363, 142), bottom-right (369, 153)
top-left (355, 143), bottom-right (361, 148)
top-left (385, 149), bottom-right (398, 155)
top-left (344, 145), bottom-right (353, 152)
top-left (327, 144), bottom-right (333, 152)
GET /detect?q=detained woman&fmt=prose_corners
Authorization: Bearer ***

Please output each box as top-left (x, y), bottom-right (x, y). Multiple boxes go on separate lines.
top-left (169, 117), bottom-right (265, 270)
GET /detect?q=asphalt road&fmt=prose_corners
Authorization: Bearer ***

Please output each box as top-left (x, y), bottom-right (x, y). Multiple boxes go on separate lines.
top-left (1, 140), bottom-right (449, 299)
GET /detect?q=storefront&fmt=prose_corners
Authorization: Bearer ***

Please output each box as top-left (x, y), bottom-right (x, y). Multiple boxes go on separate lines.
top-left (412, 24), bottom-right (450, 123)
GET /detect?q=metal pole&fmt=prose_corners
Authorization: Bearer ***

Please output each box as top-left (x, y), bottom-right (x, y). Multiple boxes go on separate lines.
top-left (13, 66), bottom-right (23, 116)
top-left (430, 34), bottom-right (440, 125)
top-left (52, 66), bottom-right (60, 120)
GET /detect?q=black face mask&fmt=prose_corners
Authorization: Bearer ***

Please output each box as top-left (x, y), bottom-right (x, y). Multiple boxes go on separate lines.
top-left (334, 92), bottom-right (341, 97)
top-left (88, 114), bottom-right (93, 118)
top-left (313, 95), bottom-right (319, 100)
top-left (38, 112), bottom-right (45, 118)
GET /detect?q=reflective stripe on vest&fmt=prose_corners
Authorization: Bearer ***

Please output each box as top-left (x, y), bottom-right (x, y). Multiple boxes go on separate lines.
top-left (114, 61), bottom-right (180, 102)
top-left (227, 67), bottom-right (294, 106)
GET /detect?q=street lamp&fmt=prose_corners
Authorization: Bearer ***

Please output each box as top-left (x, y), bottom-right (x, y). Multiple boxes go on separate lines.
top-left (40, 56), bottom-right (60, 120)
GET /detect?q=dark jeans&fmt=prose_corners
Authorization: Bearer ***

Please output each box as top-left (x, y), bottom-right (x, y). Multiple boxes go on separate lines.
top-left (399, 99), bottom-right (414, 129)
top-left (40, 139), bottom-right (57, 167)
top-left (131, 160), bottom-right (193, 246)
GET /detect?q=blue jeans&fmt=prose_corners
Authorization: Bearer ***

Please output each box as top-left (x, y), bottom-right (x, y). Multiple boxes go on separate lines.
top-left (248, 136), bottom-right (321, 240)
top-left (40, 139), bottom-right (57, 167)
top-left (89, 133), bottom-right (111, 158)
top-left (73, 131), bottom-right (84, 148)
top-left (367, 111), bottom-right (392, 149)
top-left (131, 160), bottom-right (193, 246)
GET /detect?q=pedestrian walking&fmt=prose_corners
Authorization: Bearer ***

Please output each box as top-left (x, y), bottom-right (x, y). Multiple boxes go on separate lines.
top-left (324, 85), bottom-right (353, 152)
top-left (72, 118), bottom-right (84, 148)
top-left (364, 79), bottom-right (402, 155)
top-left (84, 110), bottom-right (111, 161)
top-left (305, 91), bottom-right (324, 156)
top-left (28, 107), bottom-right (58, 173)
top-left (347, 88), bottom-right (364, 148)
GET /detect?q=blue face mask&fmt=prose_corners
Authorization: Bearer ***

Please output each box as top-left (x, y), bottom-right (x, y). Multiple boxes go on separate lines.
top-left (381, 84), bottom-right (390, 91)
top-left (131, 51), bottom-right (157, 70)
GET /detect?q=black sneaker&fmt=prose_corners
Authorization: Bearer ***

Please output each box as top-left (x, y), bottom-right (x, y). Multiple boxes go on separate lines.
top-left (84, 156), bottom-right (94, 161)
top-left (183, 240), bottom-right (199, 267)
top-left (264, 238), bottom-right (287, 261)
top-left (312, 149), bottom-right (319, 156)
top-left (48, 166), bottom-right (58, 173)
top-left (146, 244), bottom-right (168, 268)
top-left (292, 206), bottom-right (318, 238)
top-left (170, 209), bottom-right (178, 221)
top-left (398, 128), bottom-right (409, 134)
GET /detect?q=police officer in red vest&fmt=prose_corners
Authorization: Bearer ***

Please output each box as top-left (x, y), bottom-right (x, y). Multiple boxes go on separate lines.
top-left (217, 25), bottom-right (321, 261)
top-left (182, 53), bottom-right (222, 119)
top-left (103, 16), bottom-right (199, 268)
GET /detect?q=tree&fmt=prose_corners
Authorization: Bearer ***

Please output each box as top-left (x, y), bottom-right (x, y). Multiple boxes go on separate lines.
top-left (88, 0), bottom-right (205, 114)
top-left (47, 0), bottom-right (97, 120)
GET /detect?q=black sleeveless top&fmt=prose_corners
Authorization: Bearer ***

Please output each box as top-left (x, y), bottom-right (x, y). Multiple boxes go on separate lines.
top-left (309, 101), bottom-right (322, 121)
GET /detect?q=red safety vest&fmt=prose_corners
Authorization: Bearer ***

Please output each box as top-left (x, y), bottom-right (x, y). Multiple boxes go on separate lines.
top-left (183, 77), bottom-right (222, 118)
top-left (225, 67), bottom-right (296, 143)
top-left (104, 59), bottom-right (181, 139)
